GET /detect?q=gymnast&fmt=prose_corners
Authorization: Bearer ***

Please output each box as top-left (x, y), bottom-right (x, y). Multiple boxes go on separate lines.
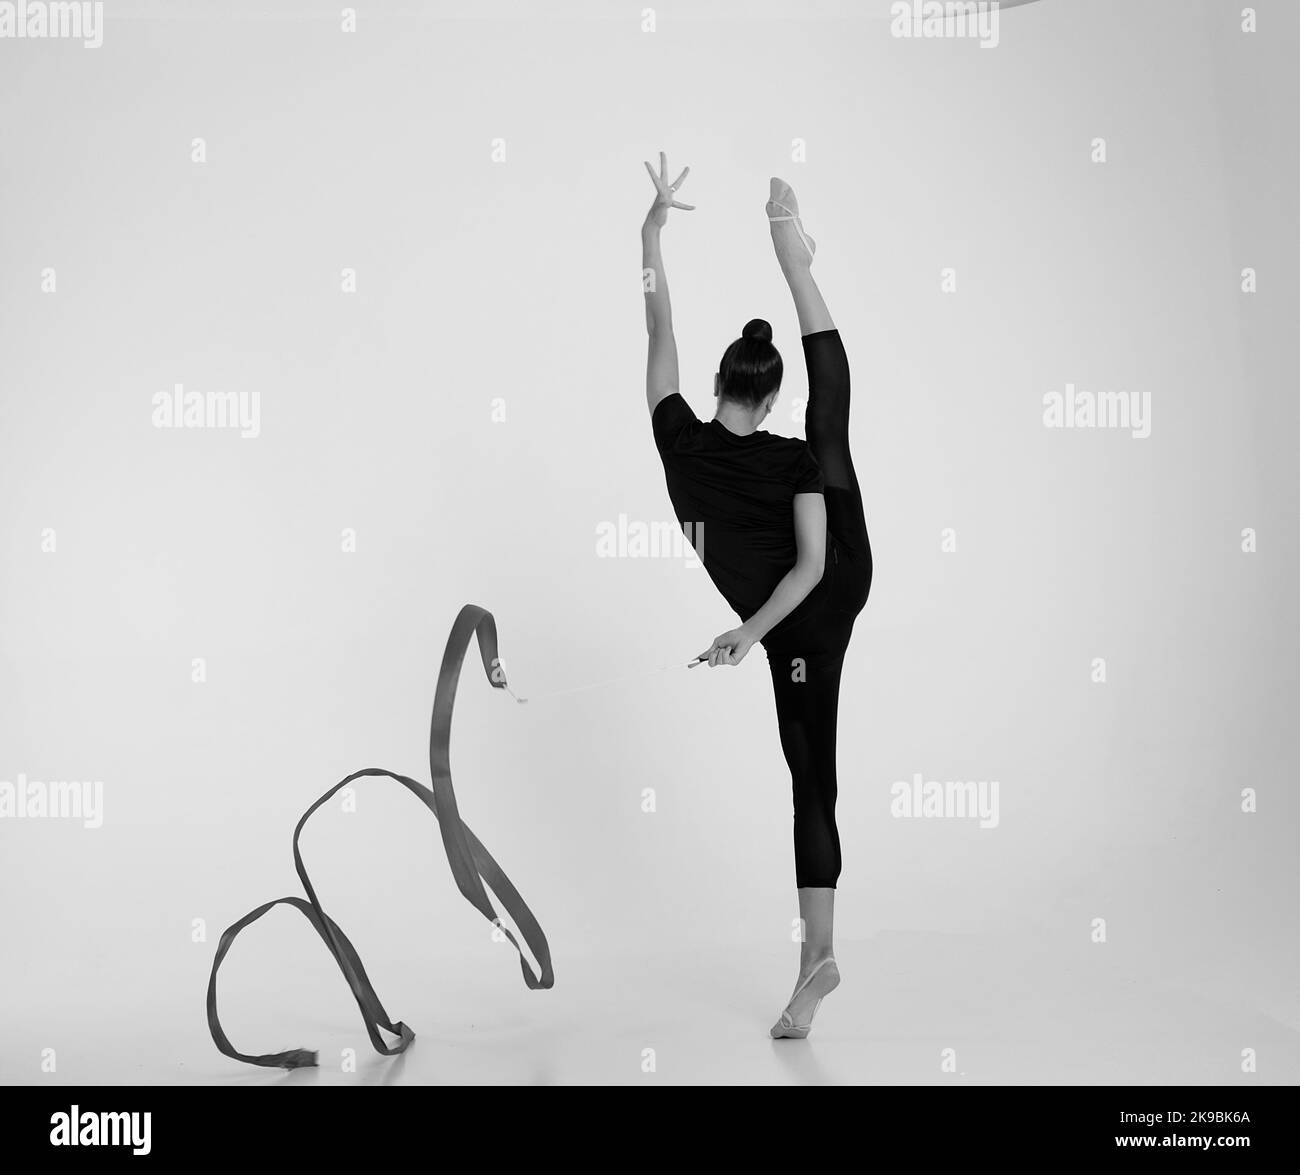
top-left (641, 154), bottom-right (873, 1038)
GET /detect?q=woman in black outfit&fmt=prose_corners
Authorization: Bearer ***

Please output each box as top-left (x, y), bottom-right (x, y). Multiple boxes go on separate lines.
top-left (641, 155), bottom-right (872, 1038)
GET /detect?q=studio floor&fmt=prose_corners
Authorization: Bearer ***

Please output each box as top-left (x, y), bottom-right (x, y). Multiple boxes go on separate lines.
top-left (7, 930), bottom-right (1296, 1086)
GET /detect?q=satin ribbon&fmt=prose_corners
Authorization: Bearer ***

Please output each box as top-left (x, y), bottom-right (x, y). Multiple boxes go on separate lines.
top-left (206, 604), bottom-right (554, 1069)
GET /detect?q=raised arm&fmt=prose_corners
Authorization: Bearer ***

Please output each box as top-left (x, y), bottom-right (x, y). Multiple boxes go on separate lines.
top-left (641, 151), bottom-right (694, 415)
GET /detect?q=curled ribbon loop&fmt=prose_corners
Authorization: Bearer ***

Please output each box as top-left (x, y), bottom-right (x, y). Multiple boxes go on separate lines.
top-left (205, 604), bottom-right (554, 1069)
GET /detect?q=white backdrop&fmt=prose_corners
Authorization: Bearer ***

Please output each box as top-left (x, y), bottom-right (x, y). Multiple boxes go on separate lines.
top-left (1, 0), bottom-right (1296, 1084)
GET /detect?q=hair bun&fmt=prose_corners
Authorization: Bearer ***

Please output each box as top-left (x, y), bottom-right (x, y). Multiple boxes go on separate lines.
top-left (741, 318), bottom-right (773, 344)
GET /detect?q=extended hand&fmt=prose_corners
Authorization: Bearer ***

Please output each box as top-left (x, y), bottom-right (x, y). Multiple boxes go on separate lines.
top-left (643, 150), bottom-right (695, 229)
top-left (696, 627), bottom-right (756, 668)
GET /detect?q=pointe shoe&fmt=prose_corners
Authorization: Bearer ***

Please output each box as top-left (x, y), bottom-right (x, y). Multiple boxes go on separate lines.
top-left (766, 177), bottom-right (816, 260)
top-left (770, 955), bottom-right (840, 1039)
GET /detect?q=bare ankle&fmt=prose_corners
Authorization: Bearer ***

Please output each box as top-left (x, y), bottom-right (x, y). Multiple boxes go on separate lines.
top-left (800, 948), bottom-right (834, 973)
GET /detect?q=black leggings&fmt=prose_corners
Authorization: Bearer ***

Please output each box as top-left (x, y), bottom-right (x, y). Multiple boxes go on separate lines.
top-left (761, 329), bottom-right (872, 889)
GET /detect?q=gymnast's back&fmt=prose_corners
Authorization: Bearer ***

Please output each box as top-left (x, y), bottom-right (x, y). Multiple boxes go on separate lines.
top-left (651, 391), bottom-right (827, 633)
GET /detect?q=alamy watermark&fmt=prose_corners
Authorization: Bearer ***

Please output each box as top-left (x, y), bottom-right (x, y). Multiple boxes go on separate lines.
top-left (0, 1), bottom-right (103, 47)
top-left (50, 1106), bottom-right (150, 1155)
top-left (1043, 383), bottom-right (1151, 439)
top-left (0, 773), bottom-right (103, 828)
top-left (890, 1), bottom-right (1001, 49)
top-left (891, 773), bottom-right (999, 828)
top-left (595, 514), bottom-right (703, 568)
top-left (151, 384), bottom-right (261, 438)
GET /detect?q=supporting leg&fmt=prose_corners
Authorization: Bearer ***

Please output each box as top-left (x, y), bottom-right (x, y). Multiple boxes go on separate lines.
top-left (766, 641), bottom-right (847, 1037)
top-left (798, 886), bottom-right (836, 972)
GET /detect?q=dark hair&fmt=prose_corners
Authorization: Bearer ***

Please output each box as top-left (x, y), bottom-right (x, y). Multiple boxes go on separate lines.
top-left (717, 318), bottom-right (782, 408)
